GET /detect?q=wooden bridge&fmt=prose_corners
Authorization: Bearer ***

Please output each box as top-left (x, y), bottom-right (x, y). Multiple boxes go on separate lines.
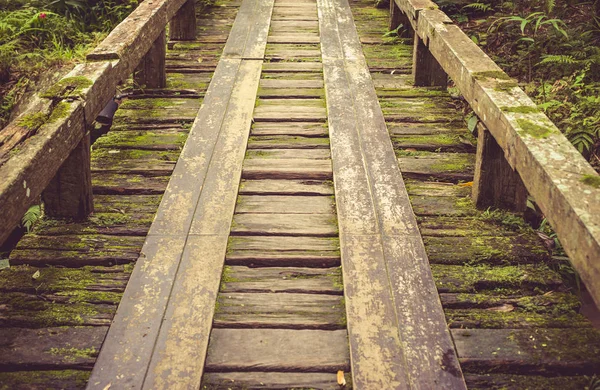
top-left (0, 0), bottom-right (599, 388)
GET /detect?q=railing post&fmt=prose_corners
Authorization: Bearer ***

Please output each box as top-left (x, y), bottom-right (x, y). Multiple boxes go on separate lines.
top-left (389, 0), bottom-right (413, 38)
top-left (134, 28), bottom-right (167, 88)
top-left (42, 130), bottom-right (93, 219)
top-left (472, 124), bottom-right (527, 212)
top-left (412, 34), bottom-right (448, 88)
top-left (170, 0), bottom-right (197, 41)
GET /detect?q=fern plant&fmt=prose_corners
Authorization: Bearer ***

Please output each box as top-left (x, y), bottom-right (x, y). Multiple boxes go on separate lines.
top-left (21, 204), bottom-right (42, 233)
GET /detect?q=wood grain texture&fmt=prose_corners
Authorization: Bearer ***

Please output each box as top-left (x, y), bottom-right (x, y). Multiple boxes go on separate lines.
top-left (318, 0), bottom-right (467, 387)
top-left (204, 329), bottom-right (350, 372)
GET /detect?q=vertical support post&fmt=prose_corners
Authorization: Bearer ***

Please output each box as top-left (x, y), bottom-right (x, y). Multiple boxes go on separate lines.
top-left (170, 0), bottom-right (197, 41)
top-left (413, 33), bottom-right (448, 88)
top-left (134, 29), bottom-right (167, 89)
top-left (389, 0), bottom-right (413, 38)
top-left (472, 124), bottom-right (528, 212)
top-left (43, 131), bottom-right (93, 219)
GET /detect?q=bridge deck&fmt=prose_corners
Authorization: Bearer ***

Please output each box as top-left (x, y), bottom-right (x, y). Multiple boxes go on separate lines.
top-left (1, 0), bottom-right (599, 388)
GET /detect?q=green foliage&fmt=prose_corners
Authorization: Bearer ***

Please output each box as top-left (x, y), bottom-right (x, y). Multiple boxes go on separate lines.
top-left (21, 204), bottom-right (42, 233)
top-left (534, 67), bottom-right (600, 156)
top-left (0, 0), bottom-right (141, 128)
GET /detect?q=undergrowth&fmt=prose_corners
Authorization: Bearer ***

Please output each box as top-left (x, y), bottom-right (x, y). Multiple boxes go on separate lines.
top-left (0, 0), bottom-right (140, 128)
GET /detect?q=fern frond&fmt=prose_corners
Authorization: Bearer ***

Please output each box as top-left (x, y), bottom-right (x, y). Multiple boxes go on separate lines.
top-left (546, 0), bottom-right (555, 14)
top-left (21, 204), bottom-right (41, 233)
top-left (462, 2), bottom-right (492, 12)
top-left (538, 54), bottom-right (577, 65)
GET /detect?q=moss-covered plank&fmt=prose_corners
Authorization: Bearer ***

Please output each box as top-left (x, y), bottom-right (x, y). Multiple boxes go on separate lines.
top-left (0, 292), bottom-right (116, 327)
top-left (92, 172), bottom-right (169, 195)
top-left (397, 152), bottom-right (475, 181)
top-left (0, 265), bottom-right (130, 294)
top-left (446, 309), bottom-right (591, 329)
top-left (0, 370), bottom-right (90, 390)
top-left (432, 264), bottom-right (562, 293)
top-left (91, 148), bottom-right (179, 174)
top-left (464, 374), bottom-right (590, 390)
top-left (454, 328), bottom-right (600, 375)
top-left (0, 327), bottom-right (107, 370)
top-left (424, 235), bottom-right (550, 265)
top-left (92, 130), bottom-right (188, 151)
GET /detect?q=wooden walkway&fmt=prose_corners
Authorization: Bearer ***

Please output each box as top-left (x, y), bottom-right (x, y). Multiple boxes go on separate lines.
top-left (1, 0), bottom-right (599, 388)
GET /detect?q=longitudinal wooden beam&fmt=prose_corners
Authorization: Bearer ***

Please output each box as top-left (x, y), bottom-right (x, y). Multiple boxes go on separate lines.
top-left (86, 0), bottom-right (273, 387)
top-left (318, 0), bottom-right (467, 388)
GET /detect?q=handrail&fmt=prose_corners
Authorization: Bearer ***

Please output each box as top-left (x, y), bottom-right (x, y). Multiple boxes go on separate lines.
top-left (0, 0), bottom-right (197, 246)
top-left (392, 0), bottom-right (600, 307)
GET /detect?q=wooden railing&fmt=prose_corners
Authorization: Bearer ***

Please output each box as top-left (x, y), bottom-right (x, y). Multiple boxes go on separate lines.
top-left (0, 0), bottom-right (198, 246)
top-left (390, 0), bottom-right (600, 307)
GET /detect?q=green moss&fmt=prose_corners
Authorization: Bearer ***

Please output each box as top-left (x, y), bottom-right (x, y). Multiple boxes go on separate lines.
top-left (429, 155), bottom-right (474, 172)
top-left (431, 263), bottom-right (561, 293)
top-left (446, 308), bottom-right (589, 328)
top-left (48, 101), bottom-right (71, 123)
top-left (0, 370), bottom-right (90, 389)
top-left (516, 118), bottom-right (554, 138)
top-left (494, 81), bottom-right (519, 92)
top-left (473, 71), bottom-right (512, 81)
top-left (17, 112), bottom-right (47, 130)
top-left (580, 174), bottom-right (600, 189)
top-left (501, 105), bottom-right (540, 114)
top-left (41, 76), bottom-right (93, 99)
top-left (455, 196), bottom-right (474, 209)
top-left (50, 347), bottom-right (97, 362)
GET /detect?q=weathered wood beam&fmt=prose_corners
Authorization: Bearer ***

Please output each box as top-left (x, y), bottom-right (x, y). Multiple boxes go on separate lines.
top-left (42, 131), bottom-right (94, 219)
top-left (0, 62), bottom-right (115, 246)
top-left (134, 29), bottom-right (167, 89)
top-left (389, 0), bottom-right (413, 37)
top-left (412, 32), bottom-right (448, 87)
top-left (169, 0), bottom-right (196, 40)
top-left (87, 0), bottom-right (189, 81)
top-left (472, 124), bottom-right (527, 211)
top-left (319, 0), bottom-right (467, 387)
top-left (390, 1), bottom-right (600, 308)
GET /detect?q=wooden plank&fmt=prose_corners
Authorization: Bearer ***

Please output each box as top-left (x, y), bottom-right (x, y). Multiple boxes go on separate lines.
top-left (318, 0), bottom-right (467, 387)
top-left (251, 122), bottom-right (328, 137)
top-left (259, 79), bottom-right (323, 89)
top-left (222, 0), bottom-right (274, 59)
top-left (235, 195), bottom-right (335, 214)
top-left (254, 106), bottom-right (327, 121)
top-left (247, 135), bottom-right (330, 148)
top-left (221, 266), bottom-right (343, 294)
top-left (262, 62), bottom-right (323, 72)
top-left (189, 60), bottom-right (262, 235)
top-left (0, 327), bottom-right (107, 370)
top-left (238, 179), bottom-right (334, 195)
top-left (202, 372), bottom-right (350, 389)
top-left (213, 292), bottom-right (345, 329)
top-left (245, 149), bottom-right (331, 159)
top-left (86, 236), bottom-right (187, 390)
top-left (147, 58), bottom-right (241, 236)
top-left (228, 235), bottom-right (339, 252)
top-left (242, 158), bottom-right (332, 180)
top-left (231, 213), bottom-right (338, 236)
top-left (142, 235), bottom-right (227, 389)
top-left (204, 329), bottom-right (350, 372)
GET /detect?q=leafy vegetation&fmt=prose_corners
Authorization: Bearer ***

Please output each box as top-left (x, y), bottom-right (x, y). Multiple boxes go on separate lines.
top-left (436, 0), bottom-right (600, 169)
top-left (0, 0), bottom-right (140, 128)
